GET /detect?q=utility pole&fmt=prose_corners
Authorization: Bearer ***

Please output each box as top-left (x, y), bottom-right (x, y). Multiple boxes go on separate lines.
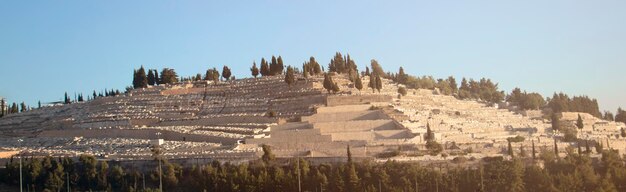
top-left (18, 139), bottom-right (23, 192)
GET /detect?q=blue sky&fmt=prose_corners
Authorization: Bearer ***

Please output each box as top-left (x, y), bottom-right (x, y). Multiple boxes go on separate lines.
top-left (1, 1), bottom-right (625, 112)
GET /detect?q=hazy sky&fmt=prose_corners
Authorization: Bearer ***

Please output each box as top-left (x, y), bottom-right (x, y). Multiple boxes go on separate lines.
top-left (1, 1), bottom-right (625, 112)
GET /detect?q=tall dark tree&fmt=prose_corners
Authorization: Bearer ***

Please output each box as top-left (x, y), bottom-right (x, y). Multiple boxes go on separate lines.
top-left (531, 140), bottom-right (537, 160)
top-left (284, 66), bottom-right (295, 87)
top-left (615, 108), bottom-right (626, 124)
top-left (508, 140), bottom-right (514, 157)
top-left (132, 66), bottom-right (148, 89)
top-left (365, 67), bottom-right (370, 76)
top-left (20, 102), bottom-right (27, 112)
top-left (204, 68), bottom-right (219, 82)
top-left (64, 92), bottom-right (71, 104)
top-left (153, 69), bottom-right (160, 85)
top-left (375, 75), bottom-right (383, 92)
top-left (270, 56), bottom-right (278, 75)
top-left (370, 59), bottom-right (384, 77)
top-left (354, 73), bottom-right (363, 92)
top-left (323, 73), bottom-right (334, 93)
top-left (306, 56), bottom-right (322, 75)
top-left (576, 114), bottom-right (584, 130)
top-left (276, 56), bottom-right (284, 75)
top-left (222, 65), bottom-right (232, 80)
top-left (260, 58), bottom-right (270, 76)
top-left (368, 74), bottom-right (376, 93)
top-left (160, 68), bottom-right (178, 84)
top-left (551, 113), bottom-right (561, 132)
top-left (10, 102), bottom-right (18, 113)
top-left (425, 122), bottom-right (434, 142)
top-left (251, 62), bottom-right (259, 78)
top-left (147, 70), bottom-right (156, 86)
top-left (397, 67), bottom-right (407, 84)
top-left (0, 99), bottom-right (5, 117)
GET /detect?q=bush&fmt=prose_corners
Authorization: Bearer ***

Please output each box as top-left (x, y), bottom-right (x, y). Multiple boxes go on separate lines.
top-left (426, 141), bottom-right (443, 155)
top-left (507, 136), bottom-right (525, 143)
top-left (266, 110), bottom-right (276, 117)
top-left (398, 87), bottom-right (408, 96)
top-left (377, 149), bottom-right (401, 158)
top-left (452, 156), bottom-right (468, 164)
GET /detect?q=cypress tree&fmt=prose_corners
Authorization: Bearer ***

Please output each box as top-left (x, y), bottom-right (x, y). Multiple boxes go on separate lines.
top-left (222, 65), bottom-right (231, 80)
top-left (368, 74), bottom-right (376, 93)
top-left (160, 68), bottom-right (179, 84)
top-left (260, 58), bottom-right (270, 76)
top-left (153, 69), bottom-right (160, 85)
top-left (585, 140), bottom-right (591, 153)
top-left (576, 114), bottom-right (584, 130)
top-left (426, 123), bottom-right (433, 142)
top-left (532, 140), bottom-right (537, 160)
top-left (554, 138), bottom-right (559, 158)
top-left (251, 62), bottom-right (259, 78)
top-left (551, 113), bottom-right (560, 132)
top-left (375, 75), bottom-right (383, 92)
top-left (0, 99), bottom-right (5, 117)
top-left (354, 73), bottom-right (363, 92)
top-left (285, 66), bottom-right (295, 87)
top-left (20, 102), bottom-right (27, 112)
top-left (323, 73), bottom-right (332, 93)
top-left (277, 56), bottom-right (284, 75)
top-left (133, 66), bottom-right (148, 89)
top-left (10, 102), bottom-right (18, 113)
top-left (303, 64), bottom-right (309, 78)
top-left (270, 56), bottom-right (278, 75)
top-left (147, 70), bottom-right (156, 86)
top-left (397, 67), bottom-right (406, 84)
top-left (64, 92), bottom-right (70, 104)
top-left (508, 140), bottom-right (514, 157)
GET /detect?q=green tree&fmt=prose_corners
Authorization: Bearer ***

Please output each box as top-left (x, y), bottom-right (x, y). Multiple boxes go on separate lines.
top-left (576, 114), bottom-right (584, 130)
top-left (205, 68), bottom-right (220, 82)
top-left (375, 75), bottom-right (383, 93)
top-left (323, 73), bottom-right (335, 94)
top-left (10, 102), bottom-right (18, 113)
top-left (270, 56), bottom-right (278, 75)
top-left (284, 66), bottom-right (295, 87)
top-left (222, 65), bottom-right (232, 80)
top-left (147, 69), bottom-right (156, 85)
top-left (551, 113), bottom-right (561, 132)
top-left (398, 87), bottom-right (407, 96)
top-left (64, 92), bottom-right (71, 104)
top-left (262, 144), bottom-right (275, 164)
top-left (260, 58), bottom-right (270, 76)
top-left (133, 66), bottom-right (148, 89)
top-left (370, 59), bottom-right (384, 77)
top-left (251, 62), bottom-right (259, 78)
top-left (20, 102), bottom-right (27, 112)
top-left (354, 73), bottom-right (363, 92)
top-left (160, 68), bottom-right (178, 84)
top-left (508, 140), bottom-right (514, 157)
top-left (153, 69), bottom-right (160, 85)
top-left (276, 56), bottom-right (285, 75)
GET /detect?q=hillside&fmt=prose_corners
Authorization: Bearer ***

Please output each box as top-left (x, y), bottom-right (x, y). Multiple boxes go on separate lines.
top-left (0, 74), bottom-right (624, 162)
